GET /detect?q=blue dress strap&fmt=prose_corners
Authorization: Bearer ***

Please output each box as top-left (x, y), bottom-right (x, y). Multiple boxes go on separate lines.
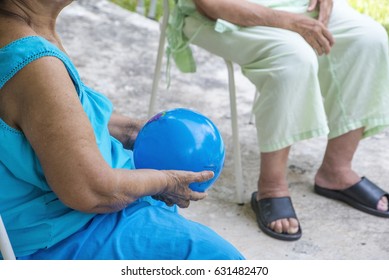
top-left (0, 36), bottom-right (81, 91)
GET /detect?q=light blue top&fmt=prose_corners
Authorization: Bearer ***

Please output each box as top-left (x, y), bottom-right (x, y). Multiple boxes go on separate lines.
top-left (0, 36), bottom-right (134, 257)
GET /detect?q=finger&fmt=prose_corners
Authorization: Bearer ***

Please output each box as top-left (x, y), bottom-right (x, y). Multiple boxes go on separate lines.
top-left (305, 35), bottom-right (324, 55)
top-left (307, 0), bottom-right (318, 11)
top-left (197, 170), bottom-right (214, 182)
top-left (152, 194), bottom-right (174, 206)
top-left (318, 12), bottom-right (329, 27)
top-left (318, 1), bottom-right (333, 26)
top-left (162, 196), bottom-right (177, 207)
top-left (315, 36), bottom-right (331, 55)
top-left (176, 199), bottom-right (190, 209)
top-left (189, 191), bottom-right (208, 201)
top-left (322, 26), bottom-right (335, 47)
top-left (313, 27), bottom-right (334, 54)
top-left (185, 170), bottom-right (214, 185)
top-left (151, 194), bottom-right (162, 201)
top-left (305, 25), bottom-right (333, 55)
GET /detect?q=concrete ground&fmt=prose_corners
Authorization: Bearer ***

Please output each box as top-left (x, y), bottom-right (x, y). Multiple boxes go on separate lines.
top-left (58, 0), bottom-right (389, 260)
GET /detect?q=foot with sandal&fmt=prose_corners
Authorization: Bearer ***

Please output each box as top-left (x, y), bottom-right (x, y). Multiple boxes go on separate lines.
top-left (251, 128), bottom-right (389, 241)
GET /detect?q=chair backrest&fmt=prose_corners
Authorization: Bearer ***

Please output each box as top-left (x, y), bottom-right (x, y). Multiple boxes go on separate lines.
top-left (0, 215), bottom-right (16, 260)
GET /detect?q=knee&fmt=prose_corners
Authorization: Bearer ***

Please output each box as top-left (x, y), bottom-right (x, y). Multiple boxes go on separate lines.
top-left (369, 24), bottom-right (388, 51)
top-left (282, 41), bottom-right (319, 76)
top-left (244, 38), bottom-right (319, 81)
top-left (353, 20), bottom-right (388, 51)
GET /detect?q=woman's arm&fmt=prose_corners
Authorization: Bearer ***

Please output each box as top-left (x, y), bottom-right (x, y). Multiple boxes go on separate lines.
top-left (108, 113), bottom-right (146, 150)
top-left (193, 0), bottom-right (276, 27)
top-left (6, 56), bottom-right (211, 213)
top-left (192, 0), bottom-right (334, 55)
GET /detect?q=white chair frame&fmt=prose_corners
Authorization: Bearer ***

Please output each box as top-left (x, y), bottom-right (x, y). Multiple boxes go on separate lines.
top-left (148, 0), bottom-right (251, 204)
top-left (136, 0), bottom-right (158, 19)
top-left (0, 215), bottom-right (16, 260)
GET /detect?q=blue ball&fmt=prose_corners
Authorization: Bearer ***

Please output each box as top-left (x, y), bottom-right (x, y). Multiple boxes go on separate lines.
top-left (133, 108), bottom-right (225, 192)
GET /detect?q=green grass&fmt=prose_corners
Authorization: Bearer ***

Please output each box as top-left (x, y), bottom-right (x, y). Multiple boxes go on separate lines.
top-left (110, 0), bottom-right (170, 20)
top-left (111, 0), bottom-right (389, 35)
top-left (348, 0), bottom-right (389, 34)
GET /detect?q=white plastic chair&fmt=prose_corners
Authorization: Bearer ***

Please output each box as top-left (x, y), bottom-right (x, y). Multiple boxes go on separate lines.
top-left (148, 0), bottom-right (253, 204)
top-left (0, 215), bottom-right (16, 260)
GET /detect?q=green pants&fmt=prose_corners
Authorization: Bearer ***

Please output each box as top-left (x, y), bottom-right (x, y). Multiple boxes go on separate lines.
top-left (180, 0), bottom-right (389, 152)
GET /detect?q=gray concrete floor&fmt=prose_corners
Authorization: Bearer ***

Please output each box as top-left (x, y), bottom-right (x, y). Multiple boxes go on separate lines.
top-left (59, 0), bottom-right (389, 260)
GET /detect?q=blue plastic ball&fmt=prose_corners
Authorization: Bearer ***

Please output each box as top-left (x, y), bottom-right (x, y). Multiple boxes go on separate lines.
top-left (133, 108), bottom-right (225, 192)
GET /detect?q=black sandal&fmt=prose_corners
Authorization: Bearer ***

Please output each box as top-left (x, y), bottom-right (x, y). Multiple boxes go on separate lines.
top-left (314, 177), bottom-right (389, 218)
top-left (250, 192), bottom-right (302, 241)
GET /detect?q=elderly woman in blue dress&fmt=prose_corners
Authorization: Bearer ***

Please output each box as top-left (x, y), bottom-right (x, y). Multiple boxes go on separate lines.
top-left (0, 0), bottom-right (245, 260)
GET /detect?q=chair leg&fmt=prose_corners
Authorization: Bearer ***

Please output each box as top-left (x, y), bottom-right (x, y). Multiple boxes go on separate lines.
top-left (224, 60), bottom-right (244, 204)
top-left (249, 90), bottom-right (259, 124)
top-left (136, 0), bottom-right (145, 16)
top-left (0, 215), bottom-right (15, 260)
top-left (147, 0), bottom-right (158, 19)
top-left (148, 0), bottom-right (170, 118)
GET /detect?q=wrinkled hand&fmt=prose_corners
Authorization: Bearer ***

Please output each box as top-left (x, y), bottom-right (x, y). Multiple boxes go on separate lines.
top-left (288, 13), bottom-right (334, 55)
top-left (152, 170), bottom-right (214, 208)
top-left (125, 118), bottom-right (147, 150)
top-left (308, 0), bottom-right (333, 26)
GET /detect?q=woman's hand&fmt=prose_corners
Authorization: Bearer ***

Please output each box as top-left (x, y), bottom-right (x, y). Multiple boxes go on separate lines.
top-left (108, 113), bottom-right (147, 150)
top-left (286, 12), bottom-right (334, 55)
top-left (279, 0), bottom-right (334, 55)
top-left (152, 170), bottom-right (214, 208)
top-left (301, 0), bottom-right (334, 55)
top-left (308, 0), bottom-right (333, 26)
top-left (124, 118), bottom-right (146, 150)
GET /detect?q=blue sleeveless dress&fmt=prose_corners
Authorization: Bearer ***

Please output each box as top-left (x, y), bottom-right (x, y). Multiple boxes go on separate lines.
top-left (0, 36), bottom-right (244, 260)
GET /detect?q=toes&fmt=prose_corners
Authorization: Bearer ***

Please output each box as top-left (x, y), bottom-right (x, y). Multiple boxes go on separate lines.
top-left (281, 218), bottom-right (290, 233)
top-left (273, 220), bottom-right (283, 234)
top-left (268, 221), bottom-right (280, 233)
top-left (377, 196), bottom-right (389, 212)
top-left (268, 218), bottom-right (299, 234)
top-left (269, 220), bottom-right (283, 234)
top-left (287, 218), bottom-right (299, 234)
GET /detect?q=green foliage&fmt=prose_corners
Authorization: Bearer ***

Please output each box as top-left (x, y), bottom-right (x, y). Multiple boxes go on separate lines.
top-left (348, 0), bottom-right (389, 35)
top-left (110, 0), bottom-right (170, 20)
top-left (110, 0), bottom-right (136, 11)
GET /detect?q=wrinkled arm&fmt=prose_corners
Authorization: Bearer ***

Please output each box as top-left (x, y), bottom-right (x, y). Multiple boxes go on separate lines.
top-left (7, 57), bottom-right (210, 213)
top-left (193, 0), bottom-right (334, 55)
top-left (193, 0), bottom-right (278, 27)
